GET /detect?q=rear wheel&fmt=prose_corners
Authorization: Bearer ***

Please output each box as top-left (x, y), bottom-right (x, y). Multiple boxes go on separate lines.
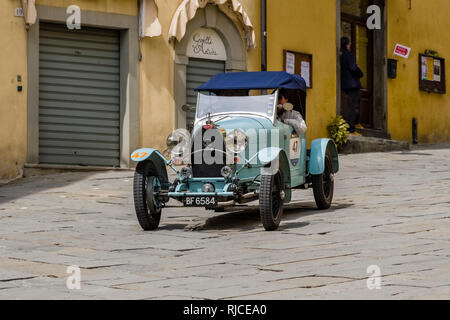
top-left (259, 172), bottom-right (284, 231)
top-left (134, 162), bottom-right (162, 231)
top-left (312, 150), bottom-right (334, 209)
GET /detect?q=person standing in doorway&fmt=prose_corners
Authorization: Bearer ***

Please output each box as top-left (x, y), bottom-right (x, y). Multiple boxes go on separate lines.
top-left (340, 36), bottom-right (364, 136)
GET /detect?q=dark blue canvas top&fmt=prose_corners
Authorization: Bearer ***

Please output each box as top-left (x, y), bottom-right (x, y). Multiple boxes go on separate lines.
top-left (196, 71), bottom-right (307, 92)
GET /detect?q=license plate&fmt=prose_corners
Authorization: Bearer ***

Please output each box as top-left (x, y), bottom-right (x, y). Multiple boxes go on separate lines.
top-left (184, 196), bottom-right (216, 207)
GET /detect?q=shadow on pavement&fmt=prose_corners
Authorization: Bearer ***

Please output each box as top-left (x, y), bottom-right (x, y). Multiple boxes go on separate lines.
top-left (0, 171), bottom-right (102, 205)
top-left (160, 201), bottom-right (354, 232)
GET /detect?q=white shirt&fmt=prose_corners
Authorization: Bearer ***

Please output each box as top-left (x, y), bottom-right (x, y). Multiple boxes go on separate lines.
top-left (279, 110), bottom-right (307, 135)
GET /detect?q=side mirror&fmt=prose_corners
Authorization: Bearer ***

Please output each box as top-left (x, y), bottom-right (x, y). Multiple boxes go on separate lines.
top-left (166, 133), bottom-right (182, 149)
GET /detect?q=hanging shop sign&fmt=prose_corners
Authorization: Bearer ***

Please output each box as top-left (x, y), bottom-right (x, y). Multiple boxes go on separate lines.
top-left (186, 28), bottom-right (227, 61)
top-left (419, 54), bottom-right (446, 94)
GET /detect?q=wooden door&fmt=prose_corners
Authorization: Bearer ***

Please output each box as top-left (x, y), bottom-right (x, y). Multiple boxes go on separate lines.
top-left (341, 13), bottom-right (374, 128)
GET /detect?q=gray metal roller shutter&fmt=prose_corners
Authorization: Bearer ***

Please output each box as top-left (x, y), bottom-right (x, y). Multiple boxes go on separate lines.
top-left (186, 58), bottom-right (225, 129)
top-left (39, 23), bottom-right (120, 167)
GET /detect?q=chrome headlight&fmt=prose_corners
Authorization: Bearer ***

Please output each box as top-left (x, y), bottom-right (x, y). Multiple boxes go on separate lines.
top-left (180, 167), bottom-right (192, 180)
top-left (202, 183), bottom-right (215, 193)
top-left (221, 166), bottom-right (233, 178)
top-left (167, 129), bottom-right (191, 159)
top-left (226, 129), bottom-right (248, 154)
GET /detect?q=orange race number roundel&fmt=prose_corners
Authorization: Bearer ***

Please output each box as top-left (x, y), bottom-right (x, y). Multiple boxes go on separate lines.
top-left (131, 151), bottom-right (149, 160)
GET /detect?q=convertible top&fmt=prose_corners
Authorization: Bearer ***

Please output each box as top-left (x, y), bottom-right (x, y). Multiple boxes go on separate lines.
top-left (196, 71), bottom-right (307, 92)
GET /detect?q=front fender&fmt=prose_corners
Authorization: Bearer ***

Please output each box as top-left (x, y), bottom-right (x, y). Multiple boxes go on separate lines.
top-left (257, 147), bottom-right (282, 165)
top-left (308, 139), bottom-right (339, 175)
top-left (257, 147), bottom-right (292, 203)
top-left (131, 148), bottom-right (169, 184)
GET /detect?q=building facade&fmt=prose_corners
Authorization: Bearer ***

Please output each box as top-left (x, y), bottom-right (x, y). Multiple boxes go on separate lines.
top-left (1, 0), bottom-right (449, 182)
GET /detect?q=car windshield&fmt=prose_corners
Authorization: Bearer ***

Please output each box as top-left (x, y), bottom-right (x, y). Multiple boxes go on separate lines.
top-left (196, 92), bottom-right (277, 120)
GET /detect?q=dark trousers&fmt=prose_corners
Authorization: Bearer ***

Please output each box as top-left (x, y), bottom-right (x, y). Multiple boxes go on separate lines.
top-left (343, 89), bottom-right (361, 132)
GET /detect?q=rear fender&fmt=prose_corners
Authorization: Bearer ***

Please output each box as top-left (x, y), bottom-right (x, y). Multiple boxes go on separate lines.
top-left (131, 148), bottom-right (169, 185)
top-left (308, 139), bottom-right (339, 175)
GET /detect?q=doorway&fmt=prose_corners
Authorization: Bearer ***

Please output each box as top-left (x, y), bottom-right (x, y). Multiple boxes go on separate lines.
top-left (173, 5), bottom-right (246, 131)
top-left (339, 0), bottom-right (388, 136)
top-left (38, 22), bottom-right (121, 167)
top-left (186, 58), bottom-right (226, 130)
top-left (340, 0), bottom-right (373, 128)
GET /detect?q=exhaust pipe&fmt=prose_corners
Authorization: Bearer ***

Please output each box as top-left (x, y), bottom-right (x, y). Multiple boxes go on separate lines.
top-left (216, 192), bottom-right (259, 208)
top-left (216, 200), bottom-right (236, 208)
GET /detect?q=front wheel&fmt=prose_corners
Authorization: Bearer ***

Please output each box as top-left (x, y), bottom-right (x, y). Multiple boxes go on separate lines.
top-left (259, 172), bottom-right (284, 231)
top-left (312, 150), bottom-right (334, 209)
top-left (134, 162), bottom-right (162, 231)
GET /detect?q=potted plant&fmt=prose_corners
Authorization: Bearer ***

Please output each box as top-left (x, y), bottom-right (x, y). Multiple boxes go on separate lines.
top-left (327, 116), bottom-right (350, 152)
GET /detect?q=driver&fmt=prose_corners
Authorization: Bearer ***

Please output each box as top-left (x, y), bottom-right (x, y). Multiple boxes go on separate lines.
top-left (276, 89), bottom-right (307, 135)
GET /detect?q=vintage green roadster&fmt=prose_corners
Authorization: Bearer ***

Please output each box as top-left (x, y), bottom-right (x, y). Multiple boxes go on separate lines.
top-left (131, 71), bottom-right (339, 231)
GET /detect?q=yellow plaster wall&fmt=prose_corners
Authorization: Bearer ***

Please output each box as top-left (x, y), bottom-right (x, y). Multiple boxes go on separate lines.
top-left (37, 0), bottom-right (138, 15)
top-left (266, 0), bottom-right (337, 145)
top-left (387, 0), bottom-right (450, 143)
top-left (0, 0), bottom-right (29, 182)
top-left (139, 0), bottom-right (260, 152)
top-left (0, 0), bottom-right (259, 180)
top-left (0, 0), bottom-right (137, 182)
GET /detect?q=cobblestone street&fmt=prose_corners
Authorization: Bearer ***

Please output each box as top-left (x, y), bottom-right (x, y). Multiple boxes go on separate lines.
top-left (0, 146), bottom-right (449, 299)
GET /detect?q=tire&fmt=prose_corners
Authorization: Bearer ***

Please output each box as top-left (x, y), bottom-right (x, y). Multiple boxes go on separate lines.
top-left (312, 149), bottom-right (335, 210)
top-left (259, 172), bottom-right (284, 231)
top-left (133, 162), bottom-right (162, 231)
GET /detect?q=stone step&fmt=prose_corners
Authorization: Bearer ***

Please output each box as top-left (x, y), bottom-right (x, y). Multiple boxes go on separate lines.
top-left (357, 128), bottom-right (391, 139)
top-left (341, 135), bottom-right (410, 154)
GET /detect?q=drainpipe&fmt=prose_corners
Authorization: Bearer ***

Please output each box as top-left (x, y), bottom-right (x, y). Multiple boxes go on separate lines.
top-left (261, 0), bottom-right (267, 71)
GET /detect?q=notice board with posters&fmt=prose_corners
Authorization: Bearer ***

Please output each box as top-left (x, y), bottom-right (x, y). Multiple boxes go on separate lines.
top-left (284, 50), bottom-right (313, 89)
top-left (419, 54), bottom-right (446, 94)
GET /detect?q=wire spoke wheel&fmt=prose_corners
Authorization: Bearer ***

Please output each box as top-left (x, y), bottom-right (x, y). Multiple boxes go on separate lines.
top-left (312, 149), bottom-right (335, 210)
top-left (133, 162), bottom-right (162, 231)
top-left (259, 171), bottom-right (284, 231)
top-left (322, 156), bottom-right (333, 198)
top-left (271, 173), bottom-right (282, 219)
top-left (145, 175), bottom-right (162, 214)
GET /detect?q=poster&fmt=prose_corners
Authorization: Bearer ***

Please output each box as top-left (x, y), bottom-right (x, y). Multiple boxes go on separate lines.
top-left (421, 56), bottom-right (435, 81)
top-left (301, 61), bottom-right (311, 88)
top-left (433, 60), bottom-right (441, 82)
top-left (426, 57), bottom-right (434, 81)
top-left (421, 56), bottom-right (428, 80)
top-left (422, 56), bottom-right (442, 82)
top-left (286, 52), bottom-right (295, 74)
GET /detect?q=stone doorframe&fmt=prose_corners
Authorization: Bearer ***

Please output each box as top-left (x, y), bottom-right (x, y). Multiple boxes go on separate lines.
top-left (27, 5), bottom-right (139, 168)
top-left (173, 5), bottom-right (247, 130)
top-left (336, 0), bottom-right (388, 136)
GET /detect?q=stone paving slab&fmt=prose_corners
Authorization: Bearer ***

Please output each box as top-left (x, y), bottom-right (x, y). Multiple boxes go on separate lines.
top-left (0, 146), bottom-right (449, 299)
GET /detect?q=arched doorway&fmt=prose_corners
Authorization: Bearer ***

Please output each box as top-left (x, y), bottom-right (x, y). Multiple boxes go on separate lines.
top-left (173, 5), bottom-right (247, 130)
